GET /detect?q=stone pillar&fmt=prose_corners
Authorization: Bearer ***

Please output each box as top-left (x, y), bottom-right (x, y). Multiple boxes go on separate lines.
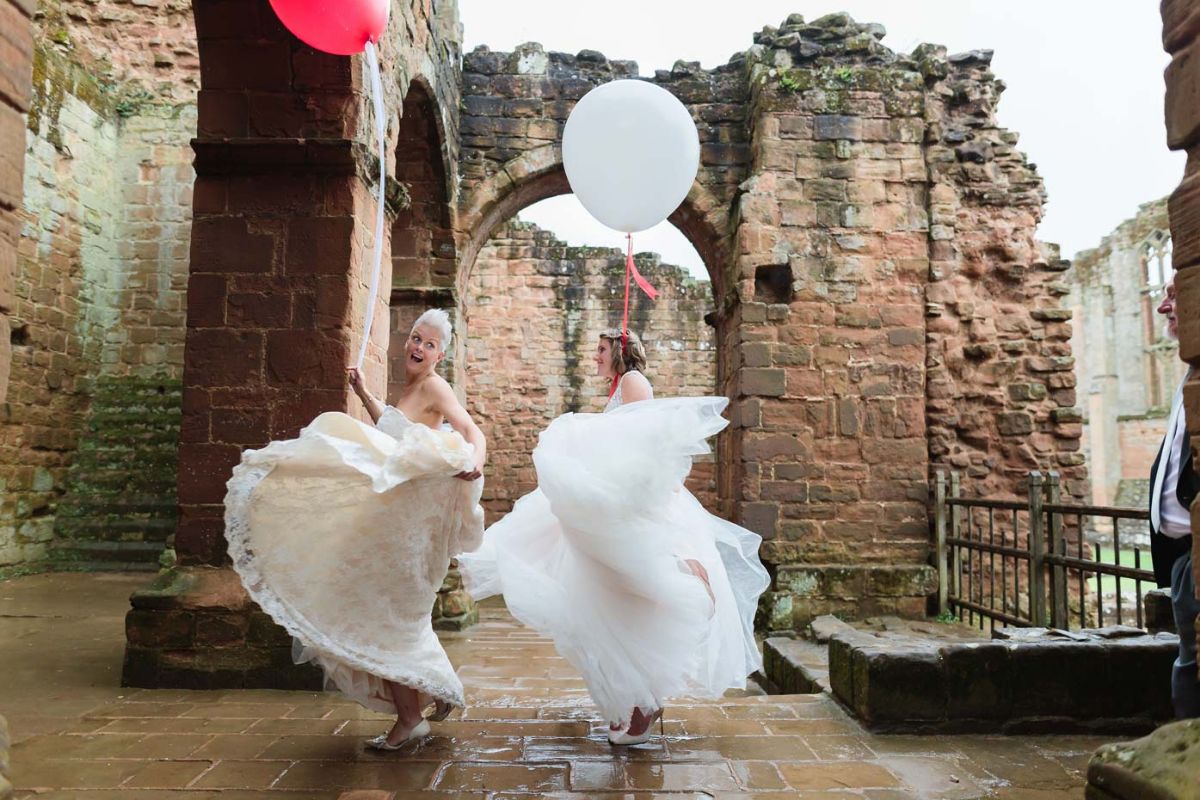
top-left (1, 0), bottom-right (34, 756)
top-left (1163, 0), bottom-right (1200, 663)
top-left (122, 0), bottom-right (388, 688)
top-left (0, 0), bottom-right (32, 402)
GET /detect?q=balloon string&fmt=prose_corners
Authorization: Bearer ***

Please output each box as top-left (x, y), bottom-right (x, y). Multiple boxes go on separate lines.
top-left (610, 233), bottom-right (658, 399)
top-left (354, 40), bottom-right (387, 371)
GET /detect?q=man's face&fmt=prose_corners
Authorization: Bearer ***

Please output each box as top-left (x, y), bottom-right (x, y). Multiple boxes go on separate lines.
top-left (1158, 277), bottom-right (1178, 341)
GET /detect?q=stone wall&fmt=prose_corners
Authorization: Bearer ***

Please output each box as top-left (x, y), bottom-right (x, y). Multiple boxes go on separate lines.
top-left (1068, 199), bottom-right (1181, 507)
top-left (465, 221), bottom-right (717, 521)
top-left (0, 1), bottom-right (196, 576)
top-left (0, 0), bottom-right (33, 410)
top-left (452, 14), bottom-right (1081, 630)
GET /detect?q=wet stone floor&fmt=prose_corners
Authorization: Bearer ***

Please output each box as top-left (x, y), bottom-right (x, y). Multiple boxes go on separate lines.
top-left (1, 573), bottom-right (1108, 799)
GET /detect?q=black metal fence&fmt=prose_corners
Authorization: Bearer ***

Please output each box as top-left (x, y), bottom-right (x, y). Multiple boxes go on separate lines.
top-left (934, 470), bottom-right (1156, 633)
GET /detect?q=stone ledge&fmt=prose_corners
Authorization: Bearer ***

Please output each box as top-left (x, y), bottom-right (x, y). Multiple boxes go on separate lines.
top-left (761, 564), bottom-right (937, 633)
top-left (1087, 719), bottom-right (1200, 800)
top-left (763, 637), bottom-right (828, 694)
top-left (122, 566), bottom-right (322, 690)
top-left (830, 626), bottom-right (1177, 734)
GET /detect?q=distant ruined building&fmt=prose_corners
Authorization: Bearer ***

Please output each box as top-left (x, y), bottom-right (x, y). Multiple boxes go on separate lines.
top-left (1068, 198), bottom-right (1183, 517)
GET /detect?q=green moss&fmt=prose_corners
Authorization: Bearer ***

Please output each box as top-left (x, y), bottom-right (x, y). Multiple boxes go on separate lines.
top-left (778, 73), bottom-right (805, 94)
top-left (28, 43), bottom-right (120, 145)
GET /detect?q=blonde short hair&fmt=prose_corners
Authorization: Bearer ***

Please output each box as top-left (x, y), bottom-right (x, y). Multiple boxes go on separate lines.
top-left (412, 308), bottom-right (452, 352)
top-left (599, 328), bottom-right (647, 376)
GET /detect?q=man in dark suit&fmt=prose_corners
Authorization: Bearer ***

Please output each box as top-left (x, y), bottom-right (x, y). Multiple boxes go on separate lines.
top-left (1149, 275), bottom-right (1199, 718)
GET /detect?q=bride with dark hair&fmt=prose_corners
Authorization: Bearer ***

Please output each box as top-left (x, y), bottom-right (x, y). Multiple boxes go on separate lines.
top-left (459, 327), bottom-right (769, 745)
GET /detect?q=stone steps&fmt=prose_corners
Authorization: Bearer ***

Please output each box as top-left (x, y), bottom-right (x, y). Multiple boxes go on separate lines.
top-left (48, 539), bottom-right (165, 571)
top-left (50, 376), bottom-right (181, 571)
top-left (763, 637), bottom-right (829, 694)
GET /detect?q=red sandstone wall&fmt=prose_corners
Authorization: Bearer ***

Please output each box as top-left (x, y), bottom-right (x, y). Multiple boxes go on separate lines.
top-left (921, 49), bottom-right (1086, 508)
top-left (1118, 418), bottom-right (1169, 482)
top-left (0, 1), bottom-right (197, 572)
top-left (465, 222), bottom-right (717, 521)
top-left (0, 0), bottom-right (32, 410)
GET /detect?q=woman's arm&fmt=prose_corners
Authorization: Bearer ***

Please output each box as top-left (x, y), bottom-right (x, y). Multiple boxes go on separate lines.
top-left (346, 367), bottom-right (387, 424)
top-left (619, 371), bottom-right (653, 404)
top-left (430, 380), bottom-right (487, 481)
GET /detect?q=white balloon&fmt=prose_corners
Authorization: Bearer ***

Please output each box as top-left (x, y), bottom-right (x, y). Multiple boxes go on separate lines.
top-left (562, 80), bottom-right (701, 234)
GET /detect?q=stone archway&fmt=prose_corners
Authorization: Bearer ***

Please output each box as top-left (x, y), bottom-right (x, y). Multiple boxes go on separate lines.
top-left (455, 152), bottom-right (741, 519)
top-left (455, 147), bottom-right (731, 300)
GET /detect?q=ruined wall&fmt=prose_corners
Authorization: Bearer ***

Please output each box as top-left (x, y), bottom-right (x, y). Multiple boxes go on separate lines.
top-left (455, 13), bottom-right (1080, 629)
top-left (916, 47), bottom-right (1085, 508)
top-left (465, 221), bottom-right (717, 521)
top-left (1068, 199), bottom-right (1181, 506)
top-left (1, 0), bottom-right (197, 575)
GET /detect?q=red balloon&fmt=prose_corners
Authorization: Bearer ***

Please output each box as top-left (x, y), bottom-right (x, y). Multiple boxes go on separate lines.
top-left (268, 0), bottom-right (389, 56)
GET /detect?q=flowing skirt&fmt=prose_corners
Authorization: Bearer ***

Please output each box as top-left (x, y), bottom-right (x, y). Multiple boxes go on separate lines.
top-left (458, 397), bottom-right (769, 725)
top-left (225, 411), bottom-right (484, 712)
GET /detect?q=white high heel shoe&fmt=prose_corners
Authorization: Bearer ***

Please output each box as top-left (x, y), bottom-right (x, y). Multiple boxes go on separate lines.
top-left (365, 718), bottom-right (430, 751)
top-left (607, 708), bottom-right (663, 746)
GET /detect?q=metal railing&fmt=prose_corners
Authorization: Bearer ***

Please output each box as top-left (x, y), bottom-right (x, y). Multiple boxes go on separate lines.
top-left (935, 470), bottom-right (1156, 633)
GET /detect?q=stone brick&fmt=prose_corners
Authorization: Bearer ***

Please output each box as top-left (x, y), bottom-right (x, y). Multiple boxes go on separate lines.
top-left (185, 330), bottom-right (263, 387)
top-left (192, 218), bottom-right (274, 274)
top-left (1166, 36), bottom-right (1200, 150)
top-left (176, 443), bottom-right (242, 506)
top-left (740, 368), bottom-right (786, 397)
top-left (814, 115), bottom-right (862, 141)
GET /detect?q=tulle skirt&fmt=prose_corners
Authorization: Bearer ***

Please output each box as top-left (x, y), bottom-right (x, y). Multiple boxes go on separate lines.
top-left (458, 397), bottom-right (769, 725)
top-left (225, 410), bottom-right (484, 712)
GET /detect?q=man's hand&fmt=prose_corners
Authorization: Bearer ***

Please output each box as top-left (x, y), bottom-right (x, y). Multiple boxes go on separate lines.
top-left (454, 458), bottom-right (484, 481)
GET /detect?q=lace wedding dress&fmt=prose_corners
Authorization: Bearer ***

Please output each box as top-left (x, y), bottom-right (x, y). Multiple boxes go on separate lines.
top-left (225, 407), bottom-right (484, 712)
top-left (458, 377), bottom-right (769, 725)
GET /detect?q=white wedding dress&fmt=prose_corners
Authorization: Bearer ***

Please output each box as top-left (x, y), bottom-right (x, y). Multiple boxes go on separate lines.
top-left (225, 407), bottom-right (484, 712)
top-left (458, 375), bottom-right (769, 724)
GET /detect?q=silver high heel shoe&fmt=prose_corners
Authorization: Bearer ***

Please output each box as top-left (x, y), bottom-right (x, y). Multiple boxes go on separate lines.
top-left (365, 718), bottom-right (430, 751)
top-left (426, 699), bottom-right (456, 722)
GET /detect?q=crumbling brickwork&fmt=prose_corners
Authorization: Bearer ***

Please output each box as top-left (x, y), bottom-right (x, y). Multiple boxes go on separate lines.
top-left (465, 221), bottom-right (717, 521)
top-left (0, 0), bottom-right (196, 576)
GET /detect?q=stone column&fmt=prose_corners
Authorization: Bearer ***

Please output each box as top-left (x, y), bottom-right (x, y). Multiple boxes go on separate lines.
top-left (1163, 0), bottom-right (1200, 661)
top-left (122, 0), bottom-right (388, 688)
top-left (0, 0), bottom-right (31, 407)
top-left (1, 0), bottom-right (34, 760)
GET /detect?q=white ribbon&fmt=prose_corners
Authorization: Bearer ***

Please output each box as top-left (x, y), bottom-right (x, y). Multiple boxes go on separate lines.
top-left (354, 40), bottom-right (387, 371)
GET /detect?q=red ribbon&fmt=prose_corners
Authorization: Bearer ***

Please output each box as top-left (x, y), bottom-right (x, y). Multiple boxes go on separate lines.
top-left (610, 233), bottom-right (658, 398)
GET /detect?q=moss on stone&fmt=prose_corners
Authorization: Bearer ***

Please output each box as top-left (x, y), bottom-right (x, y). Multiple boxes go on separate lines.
top-left (1088, 719), bottom-right (1200, 799)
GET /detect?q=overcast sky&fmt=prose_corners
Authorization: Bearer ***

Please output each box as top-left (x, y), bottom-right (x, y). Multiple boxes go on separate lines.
top-left (458, 1), bottom-right (1181, 280)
